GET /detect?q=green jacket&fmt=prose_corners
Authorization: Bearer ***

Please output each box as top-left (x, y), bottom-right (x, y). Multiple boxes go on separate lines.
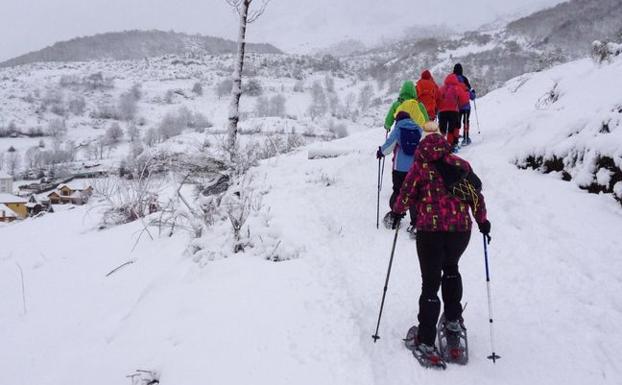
top-left (384, 81), bottom-right (429, 131)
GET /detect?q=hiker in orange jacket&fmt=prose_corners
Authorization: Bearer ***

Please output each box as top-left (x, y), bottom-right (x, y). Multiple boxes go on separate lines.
top-left (416, 70), bottom-right (439, 121)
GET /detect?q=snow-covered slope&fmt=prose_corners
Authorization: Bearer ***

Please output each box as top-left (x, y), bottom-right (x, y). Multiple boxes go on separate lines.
top-left (477, 54), bottom-right (622, 204)
top-left (2, 51), bottom-right (622, 385)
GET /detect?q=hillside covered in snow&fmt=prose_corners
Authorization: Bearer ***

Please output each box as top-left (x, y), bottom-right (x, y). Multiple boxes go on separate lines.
top-left (0, 30), bottom-right (282, 68)
top-left (1, 44), bottom-right (622, 385)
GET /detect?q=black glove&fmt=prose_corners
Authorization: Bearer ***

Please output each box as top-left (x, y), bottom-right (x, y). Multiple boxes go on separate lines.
top-left (391, 212), bottom-right (405, 229)
top-left (478, 220), bottom-right (491, 243)
top-left (376, 146), bottom-right (384, 159)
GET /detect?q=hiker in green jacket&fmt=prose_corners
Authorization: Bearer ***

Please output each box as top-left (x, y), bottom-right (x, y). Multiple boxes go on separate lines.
top-left (384, 81), bottom-right (429, 133)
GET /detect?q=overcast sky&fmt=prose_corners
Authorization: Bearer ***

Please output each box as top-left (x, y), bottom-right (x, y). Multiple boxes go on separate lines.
top-left (0, 0), bottom-right (568, 61)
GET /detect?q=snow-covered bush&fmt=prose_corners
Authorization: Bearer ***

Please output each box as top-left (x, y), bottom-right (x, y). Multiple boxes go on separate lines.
top-left (104, 122), bottom-right (124, 144)
top-left (126, 122), bottom-right (140, 142)
top-left (192, 82), bottom-right (203, 96)
top-left (118, 90), bottom-right (138, 121)
top-left (308, 80), bottom-right (327, 119)
top-left (158, 112), bottom-right (185, 140)
top-left (328, 120), bottom-right (348, 139)
top-left (243, 78), bottom-right (263, 97)
top-left (293, 80), bottom-right (305, 92)
top-left (68, 96), bottom-right (86, 115)
top-left (47, 119), bottom-right (67, 141)
top-left (95, 166), bottom-right (161, 227)
top-left (216, 79), bottom-right (233, 98)
top-left (255, 94), bottom-right (286, 117)
top-left (591, 40), bottom-right (622, 64)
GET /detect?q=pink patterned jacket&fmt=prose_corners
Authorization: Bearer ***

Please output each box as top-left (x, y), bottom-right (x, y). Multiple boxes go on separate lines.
top-left (393, 134), bottom-right (487, 232)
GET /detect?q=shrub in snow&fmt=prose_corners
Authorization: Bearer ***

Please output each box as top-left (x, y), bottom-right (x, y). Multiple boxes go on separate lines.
top-left (308, 80), bottom-right (327, 119)
top-left (192, 81), bottom-right (203, 96)
top-left (158, 112), bottom-right (185, 140)
top-left (255, 94), bottom-right (287, 117)
top-left (324, 74), bottom-right (335, 93)
top-left (328, 120), bottom-right (348, 139)
top-left (126, 122), bottom-right (140, 142)
top-left (313, 54), bottom-right (343, 72)
top-left (95, 171), bottom-right (161, 227)
top-left (358, 84), bottom-right (374, 111)
top-left (143, 127), bottom-right (160, 147)
top-left (68, 96), bottom-right (86, 115)
top-left (4, 147), bottom-right (21, 176)
top-left (47, 119), bottom-right (67, 141)
top-left (216, 79), bottom-right (233, 98)
top-left (243, 78), bottom-right (263, 97)
top-left (84, 72), bottom-right (114, 90)
top-left (104, 122), bottom-right (124, 144)
top-left (118, 90), bottom-right (138, 121)
top-left (164, 89), bottom-right (175, 104)
top-left (293, 80), bottom-right (305, 92)
top-left (93, 102), bottom-right (119, 120)
top-left (592, 40), bottom-right (622, 64)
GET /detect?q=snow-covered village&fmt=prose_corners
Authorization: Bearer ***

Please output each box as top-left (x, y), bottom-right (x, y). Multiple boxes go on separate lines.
top-left (1, 0), bottom-right (621, 384)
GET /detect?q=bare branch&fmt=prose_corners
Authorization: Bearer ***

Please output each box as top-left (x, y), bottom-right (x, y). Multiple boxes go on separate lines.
top-left (248, 0), bottom-right (271, 23)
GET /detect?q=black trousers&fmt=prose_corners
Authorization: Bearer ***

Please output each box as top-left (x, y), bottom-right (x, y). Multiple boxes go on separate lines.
top-left (390, 170), bottom-right (417, 225)
top-left (415, 231), bottom-right (471, 346)
top-left (460, 109), bottom-right (471, 139)
top-left (438, 111), bottom-right (460, 136)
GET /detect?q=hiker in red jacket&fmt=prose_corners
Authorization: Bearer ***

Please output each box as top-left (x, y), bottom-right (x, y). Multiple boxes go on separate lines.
top-left (388, 122), bottom-right (491, 366)
top-left (416, 70), bottom-right (439, 120)
top-left (437, 74), bottom-right (470, 152)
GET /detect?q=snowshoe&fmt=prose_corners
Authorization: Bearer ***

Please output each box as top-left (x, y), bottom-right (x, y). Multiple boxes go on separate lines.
top-left (437, 314), bottom-right (468, 365)
top-left (404, 325), bottom-right (447, 369)
top-left (451, 144), bottom-right (460, 153)
top-left (461, 137), bottom-right (472, 146)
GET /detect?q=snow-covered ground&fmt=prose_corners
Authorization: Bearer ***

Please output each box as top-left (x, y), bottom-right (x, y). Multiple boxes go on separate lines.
top-left (1, 55), bottom-right (622, 384)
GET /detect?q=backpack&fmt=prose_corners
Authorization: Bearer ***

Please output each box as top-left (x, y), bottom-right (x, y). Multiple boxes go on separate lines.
top-left (433, 159), bottom-right (482, 203)
top-left (399, 128), bottom-right (421, 156)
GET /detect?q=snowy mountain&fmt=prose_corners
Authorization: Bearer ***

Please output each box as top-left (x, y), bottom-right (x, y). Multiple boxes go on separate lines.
top-left (0, 30), bottom-right (282, 68)
top-left (350, 0), bottom-right (622, 94)
top-left (1, 51), bottom-right (622, 384)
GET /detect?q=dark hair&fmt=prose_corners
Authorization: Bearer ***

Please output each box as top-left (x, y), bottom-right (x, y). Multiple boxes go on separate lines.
top-left (395, 111), bottom-right (411, 122)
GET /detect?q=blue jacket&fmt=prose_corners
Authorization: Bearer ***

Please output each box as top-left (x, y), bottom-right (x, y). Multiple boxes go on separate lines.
top-left (380, 118), bottom-right (422, 172)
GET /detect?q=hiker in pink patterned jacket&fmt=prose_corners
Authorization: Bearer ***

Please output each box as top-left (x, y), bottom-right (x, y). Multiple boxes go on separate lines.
top-left (389, 121), bottom-right (491, 360)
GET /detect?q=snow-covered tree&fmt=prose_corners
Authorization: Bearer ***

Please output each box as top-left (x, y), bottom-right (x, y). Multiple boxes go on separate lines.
top-left (104, 122), bottom-right (124, 144)
top-left (225, 0), bottom-right (271, 152)
top-left (5, 147), bottom-right (21, 176)
top-left (308, 80), bottom-right (327, 119)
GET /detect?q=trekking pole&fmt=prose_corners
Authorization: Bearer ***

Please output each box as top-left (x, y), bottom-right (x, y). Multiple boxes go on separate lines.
top-left (483, 234), bottom-right (501, 363)
top-left (372, 222), bottom-right (400, 342)
top-left (474, 100), bottom-right (481, 134)
top-left (376, 157), bottom-right (381, 229)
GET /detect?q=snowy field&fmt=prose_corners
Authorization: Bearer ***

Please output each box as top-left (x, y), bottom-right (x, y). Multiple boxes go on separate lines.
top-left (1, 56), bottom-right (622, 384)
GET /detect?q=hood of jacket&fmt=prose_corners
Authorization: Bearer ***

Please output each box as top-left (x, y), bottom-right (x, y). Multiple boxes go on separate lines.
top-left (453, 63), bottom-right (463, 76)
top-left (421, 70), bottom-right (433, 80)
top-left (395, 118), bottom-right (420, 132)
top-left (398, 80), bottom-right (417, 101)
top-left (444, 73), bottom-right (460, 86)
top-left (416, 133), bottom-right (451, 162)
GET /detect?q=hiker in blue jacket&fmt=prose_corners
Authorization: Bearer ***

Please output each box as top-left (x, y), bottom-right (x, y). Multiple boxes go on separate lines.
top-left (376, 111), bottom-right (422, 237)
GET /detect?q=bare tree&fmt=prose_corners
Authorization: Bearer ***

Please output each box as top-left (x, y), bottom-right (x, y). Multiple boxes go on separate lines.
top-left (5, 147), bottom-right (21, 176)
top-left (225, 0), bottom-right (271, 152)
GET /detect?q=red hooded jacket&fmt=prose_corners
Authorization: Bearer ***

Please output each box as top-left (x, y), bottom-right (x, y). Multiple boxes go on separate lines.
top-left (416, 70), bottom-right (439, 120)
top-left (437, 74), bottom-right (470, 113)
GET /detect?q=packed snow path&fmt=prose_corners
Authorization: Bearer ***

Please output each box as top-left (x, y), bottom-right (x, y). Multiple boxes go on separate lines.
top-left (2, 125), bottom-right (621, 384)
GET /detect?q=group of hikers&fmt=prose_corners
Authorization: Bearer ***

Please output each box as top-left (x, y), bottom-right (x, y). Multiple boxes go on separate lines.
top-left (374, 63), bottom-right (493, 368)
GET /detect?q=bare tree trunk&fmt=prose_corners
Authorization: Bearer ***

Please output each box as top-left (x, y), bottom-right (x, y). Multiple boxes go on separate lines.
top-left (227, 0), bottom-right (250, 151)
